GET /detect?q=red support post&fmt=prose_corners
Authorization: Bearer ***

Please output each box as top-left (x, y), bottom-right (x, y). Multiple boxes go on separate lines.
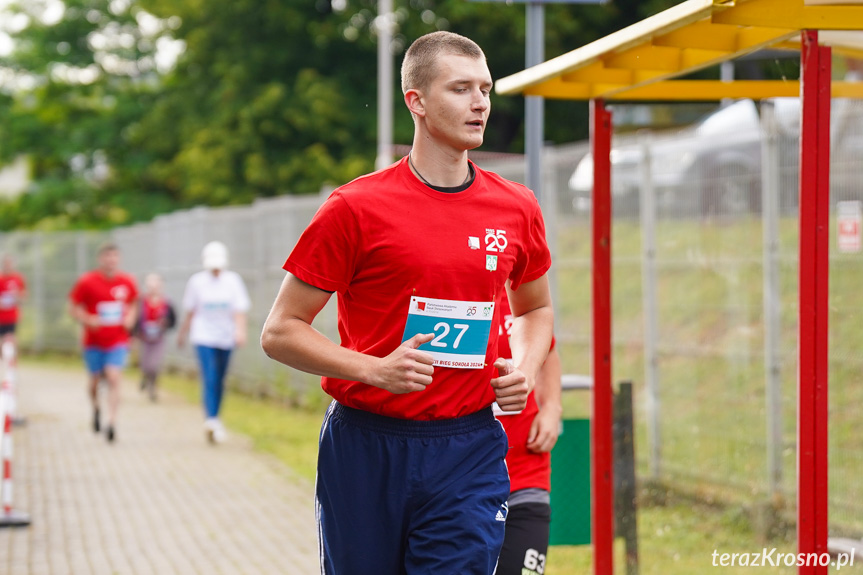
top-left (590, 98), bottom-right (614, 575)
top-left (798, 29), bottom-right (831, 575)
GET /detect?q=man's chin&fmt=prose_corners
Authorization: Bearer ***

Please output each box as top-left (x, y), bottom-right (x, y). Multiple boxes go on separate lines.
top-left (465, 137), bottom-right (484, 151)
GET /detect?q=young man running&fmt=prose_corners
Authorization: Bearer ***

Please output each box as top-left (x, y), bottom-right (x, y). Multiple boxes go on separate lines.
top-left (68, 243), bottom-right (138, 443)
top-left (261, 31), bottom-right (553, 574)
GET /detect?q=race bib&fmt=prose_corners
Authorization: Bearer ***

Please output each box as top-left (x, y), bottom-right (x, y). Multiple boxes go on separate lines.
top-left (96, 301), bottom-right (124, 326)
top-left (401, 296), bottom-right (494, 369)
top-left (0, 292), bottom-right (16, 309)
top-left (492, 402), bottom-right (523, 416)
top-left (143, 320), bottom-right (162, 338)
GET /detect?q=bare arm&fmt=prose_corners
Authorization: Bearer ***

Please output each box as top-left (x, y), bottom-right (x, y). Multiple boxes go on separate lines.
top-left (123, 299), bottom-right (138, 332)
top-left (490, 274), bottom-right (554, 412)
top-left (260, 273), bottom-right (435, 394)
top-left (526, 346), bottom-right (562, 453)
top-left (234, 311), bottom-right (247, 348)
top-left (176, 310), bottom-right (194, 348)
top-left (67, 300), bottom-right (99, 328)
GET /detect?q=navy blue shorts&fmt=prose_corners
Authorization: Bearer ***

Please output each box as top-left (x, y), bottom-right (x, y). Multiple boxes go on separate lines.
top-left (316, 401), bottom-right (510, 575)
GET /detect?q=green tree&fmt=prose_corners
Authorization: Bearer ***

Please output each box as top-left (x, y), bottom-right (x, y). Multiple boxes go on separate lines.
top-left (0, 0), bottom-right (685, 229)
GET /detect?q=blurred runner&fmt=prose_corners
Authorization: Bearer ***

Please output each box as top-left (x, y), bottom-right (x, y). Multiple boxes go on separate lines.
top-left (68, 242), bottom-right (138, 443)
top-left (178, 241), bottom-right (249, 444)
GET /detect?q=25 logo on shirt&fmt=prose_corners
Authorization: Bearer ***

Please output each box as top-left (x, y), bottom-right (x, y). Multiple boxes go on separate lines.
top-left (485, 229), bottom-right (507, 253)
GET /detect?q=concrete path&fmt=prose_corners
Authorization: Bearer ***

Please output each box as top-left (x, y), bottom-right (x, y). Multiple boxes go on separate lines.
top-left (0, 362), bottom-right (318, 575)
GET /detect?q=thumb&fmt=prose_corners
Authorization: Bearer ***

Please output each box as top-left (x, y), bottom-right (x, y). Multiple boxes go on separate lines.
top-left (493, 357), bottom-right (511, 375)
top-left (404, 332), bottom-right (434, 349)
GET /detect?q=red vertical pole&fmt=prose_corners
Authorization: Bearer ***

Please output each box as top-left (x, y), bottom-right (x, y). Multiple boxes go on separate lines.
top-left (591, 98), bottom-right (614, 575)
top-left (798, 29), bottom-right (831, 575)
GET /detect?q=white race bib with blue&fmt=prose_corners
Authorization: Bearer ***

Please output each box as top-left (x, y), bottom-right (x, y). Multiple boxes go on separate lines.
top-left (402, 296), bottom-right (495, 369)
top-left (96, 301), bottom-right (124, 326)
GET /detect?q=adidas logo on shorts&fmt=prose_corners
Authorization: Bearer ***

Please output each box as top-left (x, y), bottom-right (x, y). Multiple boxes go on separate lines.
top-left (495, 502), bottom-right (508, 522)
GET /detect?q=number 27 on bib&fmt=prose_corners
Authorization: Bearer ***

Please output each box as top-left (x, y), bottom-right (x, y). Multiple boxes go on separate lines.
top-left (401, 296), bottom-right (494, 369)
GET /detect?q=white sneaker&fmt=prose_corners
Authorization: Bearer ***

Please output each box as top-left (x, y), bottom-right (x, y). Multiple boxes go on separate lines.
top-left (204, 418), bottom-right (218, 444)
top-left (207, 418), bottom-right (227, 444)
top-left (212, 425), bottom-right (228, 444)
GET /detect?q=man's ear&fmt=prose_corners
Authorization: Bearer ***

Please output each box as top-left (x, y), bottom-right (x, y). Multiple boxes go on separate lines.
top-left (404, 88), bottom-right (425, 118)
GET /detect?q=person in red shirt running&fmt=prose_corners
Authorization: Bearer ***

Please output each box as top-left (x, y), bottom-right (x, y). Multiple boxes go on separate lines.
top-left (261, 31), bottom-right (554, 575)
top-left (68, 243), bottom-right (138, 443)
top-left (0, 254), bottom-right (27, 348)
top-left (494, 291), bottom-right (561, 575)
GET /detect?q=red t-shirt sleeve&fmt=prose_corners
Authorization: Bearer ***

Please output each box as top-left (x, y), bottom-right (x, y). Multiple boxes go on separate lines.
top-left (284, 192), bottom-right (361, 294)
top-left (509, 199), bottom-right (551, 290)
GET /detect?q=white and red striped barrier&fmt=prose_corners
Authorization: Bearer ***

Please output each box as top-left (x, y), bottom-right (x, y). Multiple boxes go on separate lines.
top-left (0, 341), bottom-right (23, 426)
top-left (0, 367), bottom-right (29, 527)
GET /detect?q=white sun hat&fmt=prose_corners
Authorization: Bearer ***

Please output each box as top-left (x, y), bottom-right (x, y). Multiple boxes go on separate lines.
top-left (201, 241), bottom-right (229, 271)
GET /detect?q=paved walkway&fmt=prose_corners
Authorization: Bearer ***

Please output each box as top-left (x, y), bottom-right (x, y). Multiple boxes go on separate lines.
top-left (0, 362), bottom-right (318, 575)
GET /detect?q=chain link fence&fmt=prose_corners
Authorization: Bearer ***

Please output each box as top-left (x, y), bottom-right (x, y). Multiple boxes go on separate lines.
top-left (4, 102), bottom-right (863, 540)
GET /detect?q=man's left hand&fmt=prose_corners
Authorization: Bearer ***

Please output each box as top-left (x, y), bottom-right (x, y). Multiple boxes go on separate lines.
top-left (490, 357), bottom-right (532, 412)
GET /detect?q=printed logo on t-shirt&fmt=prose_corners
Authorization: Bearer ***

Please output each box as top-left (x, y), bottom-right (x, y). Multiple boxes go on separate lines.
top-left (485, 228), bottom-right (508, 253)
top-left (486, 255), bottom-right (498, 271)
top-left (468, 236), bottom-right (480, 250)
top-left (111, 284), bottom-right (130, 302)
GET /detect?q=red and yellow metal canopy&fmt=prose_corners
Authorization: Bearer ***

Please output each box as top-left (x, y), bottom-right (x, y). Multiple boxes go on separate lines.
top-left (495, 0), bottom-right (863, 101)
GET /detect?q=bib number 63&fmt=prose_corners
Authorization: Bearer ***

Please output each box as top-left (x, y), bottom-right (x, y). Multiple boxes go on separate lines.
top-left (429, 322), bottom-right (470, 349)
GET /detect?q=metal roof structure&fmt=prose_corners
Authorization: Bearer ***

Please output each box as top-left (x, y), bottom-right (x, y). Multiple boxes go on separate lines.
top-left (494, 2), bottom-right (863, 574)
top-left (496, 0), bottom-right (863, 101)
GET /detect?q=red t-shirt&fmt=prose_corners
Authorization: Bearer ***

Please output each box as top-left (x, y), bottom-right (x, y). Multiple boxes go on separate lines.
top-left (69, 270), bottom-right (138, 349)
top-left (284, 157), bottom-right (551, 420)
top-left (495, 292), bottom-right (555, 492)
top-left (138, 298), bottom-right (171, 342)
top-left (0, 273), bottom-right (26, 325)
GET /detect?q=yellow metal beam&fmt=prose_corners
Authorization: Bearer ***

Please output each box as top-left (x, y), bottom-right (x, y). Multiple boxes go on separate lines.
top-left (495, 0), bottom-right (718, 95)
top-left (495, 0), bottom-right (863, 100)
top-left (520, 80), bottom-right (863, 101)
top-left (713, 0), bottom-right (863, 30)
top-left (561, 62), bottom-right (634, 84)
top-left (654, 21), bottom-right (740, 51)
top-left (604, 44), bottom-right (682, 72)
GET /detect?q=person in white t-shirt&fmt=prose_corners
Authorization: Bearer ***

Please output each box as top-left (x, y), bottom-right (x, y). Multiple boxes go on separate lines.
top-left (177, 241), bottom-right (250, 443)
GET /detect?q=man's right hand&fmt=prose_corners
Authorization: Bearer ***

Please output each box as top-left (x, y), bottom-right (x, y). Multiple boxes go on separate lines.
top-left (368, 333), bottom-right (435, 394)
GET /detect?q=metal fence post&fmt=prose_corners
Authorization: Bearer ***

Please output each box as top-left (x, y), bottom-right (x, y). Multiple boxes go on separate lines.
top-left (638, 132), bottom-right (661, 480)
top-left (760, 100), bottom-right (784, 501)
top-left (31, 233), bottom-right (45, 353)
top-left (543, 144), bottom-right (559, 314)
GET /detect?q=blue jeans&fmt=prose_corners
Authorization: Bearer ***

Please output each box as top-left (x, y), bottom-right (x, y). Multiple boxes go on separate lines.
top-left (195, 346), bottom-right (232, 418)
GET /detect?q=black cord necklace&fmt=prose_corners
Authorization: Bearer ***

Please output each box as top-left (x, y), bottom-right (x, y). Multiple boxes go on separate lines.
top-left (409, 154), bottom-right (471, 188)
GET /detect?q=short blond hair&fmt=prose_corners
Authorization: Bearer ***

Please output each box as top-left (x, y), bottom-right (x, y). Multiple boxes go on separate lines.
top-left (401, 31), bottom-right (485, 94)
